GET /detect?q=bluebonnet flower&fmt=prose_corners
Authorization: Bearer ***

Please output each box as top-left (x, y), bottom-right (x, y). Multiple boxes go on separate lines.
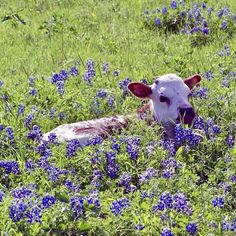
top-left (173, 192), bottom-right (192, 215)
top-left (171, 1), bottom-right (178, 10)
top-left (126, 137), bottom-right (141, 161)
top-left (186, 223), bottom-right (197, 235)
top-left (159, 192), bottom-right (173, 209)
top-left (66, 139), bottom-right (81, 157)
top-left (96, 89), bottom-right (107, 98)
top-left (42, 195), bottom-right (56, 208)
top-left (26, 205), bottom-right (42, 223)
top-left (27, 125), bottom-right (43, 143)
top-left (85, 190), bottom-right (100, 209)
top-left (221, 21), bottom-right (227, 30)
top-left (155, 18), bottom-right (161, 26)
top-left (83, 59), bottom-right (96, 84)
top-left (0, 190), bottom-right (5, 202)
top-left (135, 224), bottom-right (145, 230)
top-left (201, 2), bottom-right (207, 9)
top-left (5, 127), bottom-right (14, 143)
top-left (86, 135), bottom-right (103, 146)
top-left (0, 160), bottom-right (20, 175)
top-left (2, 93), bottom-right (8, 101)
top-left (0, 124), bottom-right (4, 131)
top-left (205, 71), bottom-right (213, 81)
top-left (91, 169), bottom-right (103, 188)
top-left (217, 8), bottom-right (229, 18)
top-left (193, 116), bottom-right (204, 130)
top-left (226, 133), bottom-right (235, 148)
top-left (0, 80), bottom-right (3, 87)
top-left (45, 165), bottom-right (61, 181)
top-left (160, 227), bottom-right (174, 236)
top-left (59, 69), bottom-right (68, 80)
top-left (211, 197), bottom-right (224, 208)
top-left (70, 195), bottom-right (84, 220)
top-left (65, 180), bottom-right (80, 192)
top-left (28, 76), bottom-right (35, 86)
top-left (119, 77), bottom-right (132, 96)
top-left (49, 108), bottom-right (56, 118)
top-left (207, 7), bottom-right (214, 15)
top-left (159, 139), bottom-right (176, 157)
top-left (29, 88), bottom-right (37, 96)
top-left (70, 66), bottom-right (78, 76)
top-left (9, 201), bottom-right (27, 222)
top-left (11, 187), bottom-right (33, 199)
top-left (113, 69), bottom-right (120, 76)
top-left (107, 95), bottom-right (115, 109)
top-left (139, 167), bottom-right (158, 184)
top-left (161, 158), bottom-right (179, 179)
top-left (24, 113), bottom-right (34, 127)
top-left (46, 132), bottom-right (58, 145)
top-left (106, 151), bottom-right (119, 179)
top-left (17, 104), bottom-right (25, 116)
top-left (37, 156), bottom-right (49, 168)
top-left (102, 62), bottom-right (109, 74)
top-left (162, 6), bottom-right (168, 15)
top-left (191, 86), bottom-right (209, 99)
top-left (59, 111), bottom-right (66, 121)
top-left (203, 27), bottom-right (210, 35)
top-left (110, 198), bottom-right (130, 215)
top-left (56, 80), bottom-right (65, 95)
top-left (119, 172), bottom-right (132, 192)
top-left (25, 159), bottom-right (35, 171)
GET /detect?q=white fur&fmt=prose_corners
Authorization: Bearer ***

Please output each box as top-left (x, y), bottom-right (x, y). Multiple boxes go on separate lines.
top-left (150, 74), bottom-right (191, 123)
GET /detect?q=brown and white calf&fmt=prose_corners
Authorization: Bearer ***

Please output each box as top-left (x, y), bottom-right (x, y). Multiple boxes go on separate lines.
top-left (43, 74), bottom-right (201, 144)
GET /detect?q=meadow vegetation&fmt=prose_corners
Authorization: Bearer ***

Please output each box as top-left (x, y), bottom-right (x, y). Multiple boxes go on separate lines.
top-left (0, 0), bottom-right (236, 235)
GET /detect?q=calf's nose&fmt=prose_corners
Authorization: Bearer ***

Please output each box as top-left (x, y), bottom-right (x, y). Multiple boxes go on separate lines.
top-left (178, 107), bottom-right (195, 125)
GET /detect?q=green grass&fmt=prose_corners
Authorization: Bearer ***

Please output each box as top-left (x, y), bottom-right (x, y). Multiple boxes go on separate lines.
top-left (1, 0), bottom-right (236, 235)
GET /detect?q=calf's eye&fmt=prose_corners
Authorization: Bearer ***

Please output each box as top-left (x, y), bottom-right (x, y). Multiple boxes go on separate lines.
top-left (159, 96), bottom-right (170, 104)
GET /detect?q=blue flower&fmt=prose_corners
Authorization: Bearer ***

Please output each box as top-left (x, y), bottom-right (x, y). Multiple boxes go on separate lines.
top-left (160, 227), bottom-right (174, 236)
top-left (17, 104), bottom-right (25, 116)
top-left (29, 88), bottom-right (37, 96)
top-left (26, 205), bottom-right (42, 223)
top-left (135, 224), bottom-right (145, 230)
top-left (27, 125), bottom-right (43, 143)
top-left (0, 160), bottom-right (20, 175)
top-left (155, 18), bottom-right (161, 26)
top-left (226, 133), bottom-right (235, 148)
top-left (9, 201), bottom-right (27, 222)
top-left (42, 195), bottom-right (56, 208)
top-left (65, 180), bottom-right (80, 192)
top-left (173, 192), bottom-right (192, 215)
top-left (70, 196), bottom-right (84, 220)
top-left (83, 59), bottom-right (96, 84)
top-left (0, 190), bottom-right (5, 202)
top-left (110, 198), bottom-right (129, 215)
top-left (162, 6), bottom-right (168, 15)
top-left (113, 69), bottom-right (120, 76)
top-left (25, 159), bottom-right (35, 171)
top-left (102, 62), bottom-right (109, 74)
top-left (24, 113), bottom-right (34, 127)
top-left (70, 66), bottom-right (78, 76)
top-left (221, 21), bottom-right (227, 30)
top-left (211, 197), bottom-right (224, 208)
top-left (107, 95), bottom-right (115, 109)
top-left (171, 1), bottom-right (178, 10)
top-left (56, 80), bottom-right (65, 95)
top-left (0, 80), bottom-right (3, 87)
top-left (119, 77), bottom-right (132, 96)
top-left (66, 139), bottom-right (81, 157)
top-left (139, 167), bottom-right (157, 184)
top-left (11, 187), bottom-right (33, 199)
top-left (96, 89), bottom-right (107, 98)
top-left (186, 223), bottom-right (197, 235)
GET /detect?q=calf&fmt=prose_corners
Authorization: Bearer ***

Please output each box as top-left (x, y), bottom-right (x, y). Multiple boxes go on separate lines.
top-left (43, 74), bottom-right (201, 144)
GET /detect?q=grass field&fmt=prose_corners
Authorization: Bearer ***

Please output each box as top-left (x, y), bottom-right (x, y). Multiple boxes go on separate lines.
top-left (1, 0), bottom-right (236, 235)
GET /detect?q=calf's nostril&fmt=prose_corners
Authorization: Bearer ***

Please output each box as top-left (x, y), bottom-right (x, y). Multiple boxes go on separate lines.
top-left (178, 107), bottom-right (195, 125)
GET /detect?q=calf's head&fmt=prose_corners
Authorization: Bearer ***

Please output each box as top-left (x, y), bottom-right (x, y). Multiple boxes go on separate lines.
top-left (128, 74), bottom-right (201, 129)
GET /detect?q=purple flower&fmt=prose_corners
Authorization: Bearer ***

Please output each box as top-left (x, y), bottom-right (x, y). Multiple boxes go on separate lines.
top-left (96, 89), bottom-right (107, 98)
top-left (221, 21), bottom-right (227, 30)
top-left (155, 18), bottom-right (161, 26)
top-left (173, 192), bottom-right (192, 215)
top-left (27, 125), bottom-right (43, 143)
top-left (26, 205), bottom-right (42, 223)
top-left (162, 6), bottom-right (168, 15)
top-left (25, 159), bottom-right (35, 171)
top-left (9, 201), bottom-right (27, 222)
top-left (211, 197), bottom-right (224, 208)
top-left (160, 228), bottom-right (174, 236)
top-left (70, 196), bottom-right (84, 219)
top-left (0, 81), bottom-right (3, 87)
top-left (0, 160), bottom-right (20, 175)
top-left (11, 187), bottom-right (33, 199)
top-left (106, 151), bottom-right (119, 179)
top-left (203, 27), bottom-right (210, 35)
top-left (110, 198), bottom-right (129, 215)
top-left (226, 133), bottom-right (235, 148)
top-left (113, 69), bottom-right (120, 76)
top-left (24, 113), bottom-right (34, 127)
top-left (107, 95), bottom-right (115, 109)
top-left (66, 139), bottom-right (81, 157)
top-left (126, 137), bottom-right (141, 161)
top-left (83, 59), bottom-right (96, 84)
top-left (135, 224), bottom-right (145, 230)
top-left (0, 190), bottom-right (5, 202)
top-left (139, 167), bottom-right (158, 184)
top-left (42, 195), bottom-right (56, 208)
top-left (186, 223), bottom-right (197, 235)
top-left (17, 104), bottom-right (25, 116)
top-left (102, 62), bottom-right (109, 74)
top-left (119, 77), bottom-right (132, 96)
top-left (171, 1), bottom-right (178, 10)
top-left (29, 88), bottom-right (37, 96)
top-left (56, 80), bottom-right (65, 95)
top-left (119, 172), bottom-right (132, 192)
top-left (70, 66), bottom-right (78, 76)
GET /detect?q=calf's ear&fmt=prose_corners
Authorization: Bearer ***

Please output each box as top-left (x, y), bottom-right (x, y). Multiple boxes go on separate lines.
top-left (128, 82), bottom-right (152, 98)
top-left (184, 74), bottom-right (201, 90)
